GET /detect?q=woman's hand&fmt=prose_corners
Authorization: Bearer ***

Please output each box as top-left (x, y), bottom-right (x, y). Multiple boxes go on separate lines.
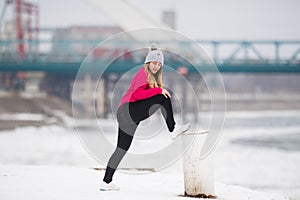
top-left (162, 89), bottom-right (171, 98)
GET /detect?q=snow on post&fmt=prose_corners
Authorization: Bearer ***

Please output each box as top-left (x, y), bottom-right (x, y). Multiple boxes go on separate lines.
top-left (181, 129), bottom-right (216, 198)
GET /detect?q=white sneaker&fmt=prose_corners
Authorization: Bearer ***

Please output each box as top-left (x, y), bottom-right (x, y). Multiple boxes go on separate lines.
top-left (170, 123), bottom-right (190, 140)
top-left (99, 181), bottom-right (120, 191)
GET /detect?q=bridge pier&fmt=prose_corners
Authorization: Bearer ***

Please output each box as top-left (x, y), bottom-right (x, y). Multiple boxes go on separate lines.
top-left (83, 74), bottom-right (107, 118)
top-left (96, 78), bottom-right (105, 118)
top-left (84, 74), bottom-right (92, 117)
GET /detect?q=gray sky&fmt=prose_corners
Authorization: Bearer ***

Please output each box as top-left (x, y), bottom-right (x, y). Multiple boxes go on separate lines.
top-left (1, 0), bottom-right (300, 40)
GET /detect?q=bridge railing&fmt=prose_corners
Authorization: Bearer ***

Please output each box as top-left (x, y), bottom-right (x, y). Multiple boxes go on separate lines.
top-left (197, 40), bottom-right (300, 66)
top-left (0, 39), bottom-right (299, 72)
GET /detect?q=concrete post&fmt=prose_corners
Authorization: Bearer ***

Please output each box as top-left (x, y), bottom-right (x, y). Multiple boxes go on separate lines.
top-left (181, 129), bottom-right (216, 198)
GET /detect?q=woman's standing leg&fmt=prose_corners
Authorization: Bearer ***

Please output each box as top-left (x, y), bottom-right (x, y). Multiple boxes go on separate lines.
top-left (103, 103), bottom-right (138, 183)
top-left (103, 126), bottom-right (137, 183)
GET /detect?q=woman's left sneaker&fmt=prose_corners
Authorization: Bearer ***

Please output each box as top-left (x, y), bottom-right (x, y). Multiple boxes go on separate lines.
top-left (170, 123), bottom-right (190, 140)
top-left (99, 181), bottom-right (120, 191)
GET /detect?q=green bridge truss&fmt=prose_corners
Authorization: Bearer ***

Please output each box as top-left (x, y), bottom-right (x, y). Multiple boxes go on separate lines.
top-left (0, 39), bottom-right (299, 73)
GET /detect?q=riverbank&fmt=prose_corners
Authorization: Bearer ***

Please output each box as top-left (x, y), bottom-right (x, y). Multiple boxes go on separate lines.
top-left (1, 92), bottom-right (300, 130)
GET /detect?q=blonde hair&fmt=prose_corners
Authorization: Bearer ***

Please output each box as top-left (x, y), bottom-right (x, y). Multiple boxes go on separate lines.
top-left (144, 63), bottom-right (163, 88)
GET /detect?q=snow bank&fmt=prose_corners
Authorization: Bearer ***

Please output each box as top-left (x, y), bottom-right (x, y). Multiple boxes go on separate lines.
top-left (0, 113), bottom-right (46, 121)
top-left (0, 165), bottom-right (289, 200)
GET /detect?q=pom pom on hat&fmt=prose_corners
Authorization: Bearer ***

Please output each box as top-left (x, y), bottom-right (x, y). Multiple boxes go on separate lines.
top-left (150, 43), bottom-right (158, 51)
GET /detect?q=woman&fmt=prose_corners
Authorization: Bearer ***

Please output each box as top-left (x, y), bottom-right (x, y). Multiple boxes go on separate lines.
top-left (100, 45), bottom-right (190, 191)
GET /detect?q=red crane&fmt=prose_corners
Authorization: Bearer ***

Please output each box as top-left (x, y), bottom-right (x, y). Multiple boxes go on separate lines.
top-left (1, 0), bottom-right (39, 59)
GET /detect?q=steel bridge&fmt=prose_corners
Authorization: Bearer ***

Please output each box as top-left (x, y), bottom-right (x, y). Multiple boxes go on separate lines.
top-left (0, 38), bottom-right (300, 73)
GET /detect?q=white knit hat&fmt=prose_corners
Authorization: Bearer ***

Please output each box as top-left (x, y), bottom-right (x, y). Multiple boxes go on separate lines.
top-left (144, 49), bottom-right (164, 66)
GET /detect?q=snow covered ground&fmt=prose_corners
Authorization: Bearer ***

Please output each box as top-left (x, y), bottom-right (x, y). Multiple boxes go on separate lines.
top-left (0, 165), bottom-right (289, 200)
top-left (0, 110), bottom-right (299, 199)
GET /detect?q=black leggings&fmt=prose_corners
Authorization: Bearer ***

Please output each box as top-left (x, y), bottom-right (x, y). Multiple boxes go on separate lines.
top-left (103, 94), bottom-right (176, 183)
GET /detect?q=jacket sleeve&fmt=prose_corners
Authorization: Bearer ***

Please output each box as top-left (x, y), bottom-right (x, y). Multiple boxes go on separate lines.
top-left (131, 84), bottom-right (162, 101)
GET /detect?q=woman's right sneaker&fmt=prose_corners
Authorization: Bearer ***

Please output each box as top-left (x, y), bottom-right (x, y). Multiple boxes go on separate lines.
top-left (170, 123), bottom-right (190, 140)
top-left (99, 181), bottom-right (120, 191)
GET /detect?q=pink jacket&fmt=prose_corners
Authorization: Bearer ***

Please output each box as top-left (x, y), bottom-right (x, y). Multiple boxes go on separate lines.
top-left (118, 66), bottom-right (162, 108)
